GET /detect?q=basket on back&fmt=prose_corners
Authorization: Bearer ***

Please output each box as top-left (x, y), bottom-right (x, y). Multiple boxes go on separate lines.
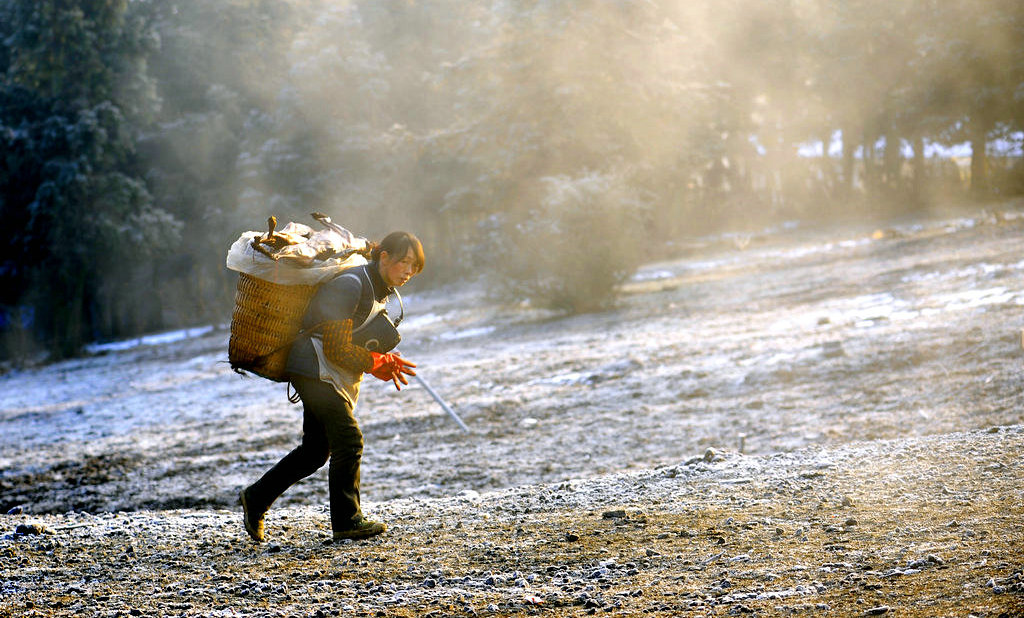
top-left (226, 214), bottom-right (370, 381)
top-left (228, 273), bottom-right (316, 381)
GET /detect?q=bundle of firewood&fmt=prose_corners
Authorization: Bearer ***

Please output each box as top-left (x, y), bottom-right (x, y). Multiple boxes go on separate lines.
top-left (225, 213), bottom-right (369, 287)
top-left (250, 212), bottom-right (370, 266)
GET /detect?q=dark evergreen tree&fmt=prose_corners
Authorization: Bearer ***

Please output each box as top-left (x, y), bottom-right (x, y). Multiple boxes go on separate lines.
top-left (0, 0), bottom-right (179, 358)
top-left (2, 0), bottom-right (1024, 361)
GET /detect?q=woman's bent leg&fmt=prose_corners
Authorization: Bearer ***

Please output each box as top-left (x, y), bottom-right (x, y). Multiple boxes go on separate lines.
top-left (287, 377), bottom-right (366, 532)
top-left (242, 380), bottom-right (330, 528)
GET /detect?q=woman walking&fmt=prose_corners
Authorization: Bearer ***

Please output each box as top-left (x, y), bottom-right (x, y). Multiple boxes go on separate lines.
top-left (240, 231), bottom-right (424, 542)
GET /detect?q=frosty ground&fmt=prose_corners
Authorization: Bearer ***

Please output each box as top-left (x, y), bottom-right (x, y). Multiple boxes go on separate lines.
top-left (1, 204), bottom-right (1023, 617)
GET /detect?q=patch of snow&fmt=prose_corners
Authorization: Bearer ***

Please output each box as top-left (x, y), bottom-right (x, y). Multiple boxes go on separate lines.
top-left (398, 312), bottom-right (445, 330)
top-left (528, 371), bottom-right (593, 386)
top-left (439, 326), bottom-right (496, 341)
top-left (930, 287), bottom-right (1018, 310)
top-left (84, 326), bottom-right (216, 354)
top-left (630, 269), bottom-right (675, 282)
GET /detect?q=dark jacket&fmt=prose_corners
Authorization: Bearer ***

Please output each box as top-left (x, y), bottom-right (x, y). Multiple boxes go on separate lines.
top-left (286, 262), bottom-right (392, 380)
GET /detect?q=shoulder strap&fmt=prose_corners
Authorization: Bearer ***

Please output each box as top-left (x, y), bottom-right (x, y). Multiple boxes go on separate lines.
top-left (306, 264), bottom-right (403, 336)
top-left (352, 266), bottom-right (385, 334)
top-left (300, 266), bottom-right (371, 337)
top-left (359, 264), bottom-right (404, 325)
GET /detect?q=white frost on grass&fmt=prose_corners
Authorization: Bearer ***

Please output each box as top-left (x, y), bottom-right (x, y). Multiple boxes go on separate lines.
top-left (84, 326), bottom-right (217, 354)
top-left (2, 205), bottom-right (1023, 519)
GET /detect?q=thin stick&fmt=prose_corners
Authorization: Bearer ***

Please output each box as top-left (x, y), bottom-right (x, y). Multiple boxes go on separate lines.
top-left (413, 374), bottom-right (470, 433)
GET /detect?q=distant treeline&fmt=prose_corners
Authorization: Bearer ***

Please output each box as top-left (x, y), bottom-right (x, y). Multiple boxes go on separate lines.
top-left (1, 0), bottom-right (1022, 361)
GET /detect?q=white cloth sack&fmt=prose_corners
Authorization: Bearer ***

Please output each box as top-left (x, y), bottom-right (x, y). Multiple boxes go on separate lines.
top-left (225, 229), bottom-right (368, 286)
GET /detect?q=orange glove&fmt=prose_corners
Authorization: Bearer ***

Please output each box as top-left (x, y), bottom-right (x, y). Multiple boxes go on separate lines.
top-left (369, 352), bottom-right (417, 390)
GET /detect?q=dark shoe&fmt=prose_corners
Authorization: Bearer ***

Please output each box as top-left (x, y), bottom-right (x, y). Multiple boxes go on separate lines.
top-left (332, 518), bottom-right (386, 541)
top-left (239, 488), bottom-right (266, 543)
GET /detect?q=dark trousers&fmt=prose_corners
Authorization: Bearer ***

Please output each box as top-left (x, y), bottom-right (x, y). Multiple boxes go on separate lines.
top-left (245, 375), bottom-right (364, 531)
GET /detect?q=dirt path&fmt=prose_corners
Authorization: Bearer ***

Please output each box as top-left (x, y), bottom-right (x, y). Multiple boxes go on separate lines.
top-left (2, 428), bottom-right (1021, 616)
top-left (1, 204), bottom-right (1023, 615)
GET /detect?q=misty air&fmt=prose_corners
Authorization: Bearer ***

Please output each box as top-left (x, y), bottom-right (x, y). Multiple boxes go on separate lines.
top-left (1, 1), bottom-right (1022, 616)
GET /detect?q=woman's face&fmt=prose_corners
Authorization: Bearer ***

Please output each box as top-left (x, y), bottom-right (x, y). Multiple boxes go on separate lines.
top-left (379, 247), bottom-right (419, 287)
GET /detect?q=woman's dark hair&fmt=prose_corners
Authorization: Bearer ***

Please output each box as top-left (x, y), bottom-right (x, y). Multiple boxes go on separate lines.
top-left (370, 231), bottom-right (425, 273)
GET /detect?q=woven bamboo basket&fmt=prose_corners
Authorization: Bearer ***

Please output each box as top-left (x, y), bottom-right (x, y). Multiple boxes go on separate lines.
top-left (228, 272), bottom-right (316, 381)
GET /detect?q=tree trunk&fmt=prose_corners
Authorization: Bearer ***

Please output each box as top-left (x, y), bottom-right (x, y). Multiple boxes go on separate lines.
top-left (882, 133), bottom-right (901, 196)
top-left (911, 135), bottom-right (926, 205)
top-left (52, 274), bottom-right (86, 360)
top-left (862, 126), bottom-right (877, 198)
top-left (841, 124), bottom-right (856, 199)
top-left (970, 120), bottom-right (989, 198)
top-left (822, 129), bottom-right (837, 201)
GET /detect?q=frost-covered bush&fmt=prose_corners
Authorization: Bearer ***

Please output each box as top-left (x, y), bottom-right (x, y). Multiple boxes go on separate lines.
top-left (489, 172), bottom-right (649, 313)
